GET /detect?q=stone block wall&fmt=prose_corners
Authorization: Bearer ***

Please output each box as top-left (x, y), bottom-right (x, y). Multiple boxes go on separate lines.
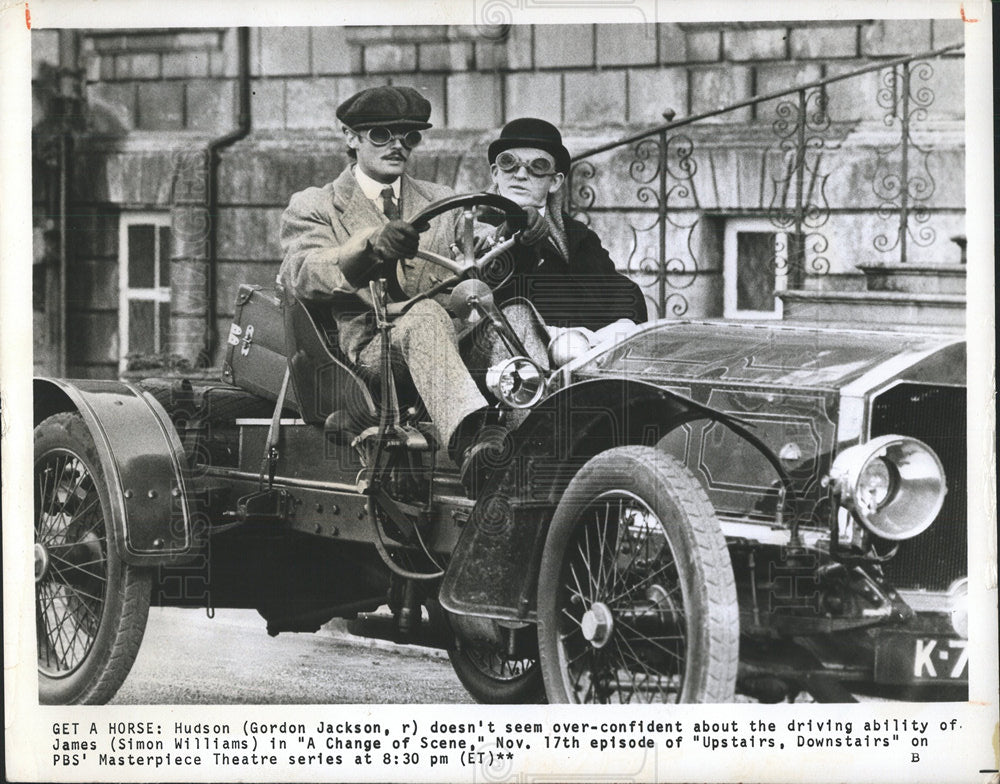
top-left (64, 206), bottom-right (121, 378)
top-left (31, 20), bottom-right (966, 377)
top-left (71, 20), bottom-right (965, 135)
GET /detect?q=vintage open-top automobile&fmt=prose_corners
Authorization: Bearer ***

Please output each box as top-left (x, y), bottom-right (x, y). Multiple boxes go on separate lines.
top-left (33, 194), bottom-right (967, 705)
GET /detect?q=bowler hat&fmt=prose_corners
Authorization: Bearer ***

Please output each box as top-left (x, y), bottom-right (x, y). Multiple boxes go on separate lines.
top-left (336, 85), bottom-right (433, 130)
top-left (488, 117), bottom-right (571, 174)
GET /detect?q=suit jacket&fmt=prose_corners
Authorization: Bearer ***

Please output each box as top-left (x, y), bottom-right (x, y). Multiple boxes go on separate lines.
top-left (491, 214), bottom-right (649, 331)
top-left (279, 167), bottom-right (459, 361)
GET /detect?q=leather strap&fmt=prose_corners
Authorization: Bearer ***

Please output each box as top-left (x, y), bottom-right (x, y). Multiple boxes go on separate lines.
top-left (260, 365), bottom-right (291, 489)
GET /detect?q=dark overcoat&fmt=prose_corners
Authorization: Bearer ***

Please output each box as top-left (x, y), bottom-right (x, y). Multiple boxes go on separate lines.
top-left (489, 214), bottom-right (649, 331)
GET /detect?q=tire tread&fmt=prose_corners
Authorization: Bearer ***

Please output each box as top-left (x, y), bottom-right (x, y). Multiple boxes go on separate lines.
top-left (538, 445), bottom-right (738, 703)
top-left (36, 412), bottom-right (152, 705)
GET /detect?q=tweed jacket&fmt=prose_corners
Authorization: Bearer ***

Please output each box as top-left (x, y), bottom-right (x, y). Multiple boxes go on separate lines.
top-left (279, 167), bottom-right (459, 361)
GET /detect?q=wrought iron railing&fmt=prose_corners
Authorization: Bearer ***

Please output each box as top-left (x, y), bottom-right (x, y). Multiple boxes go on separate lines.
top-left (568, 44), bottom-right (964, 319)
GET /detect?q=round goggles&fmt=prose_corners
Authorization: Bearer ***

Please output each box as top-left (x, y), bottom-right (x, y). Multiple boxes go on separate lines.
top-left (359, 126), bottom-right (423, 149)
top-left (494, 151), bottom-right (558, 177)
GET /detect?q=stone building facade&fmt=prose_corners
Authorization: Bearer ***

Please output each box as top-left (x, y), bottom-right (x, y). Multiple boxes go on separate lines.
top-left (31, 21), bottom-right (966, 379)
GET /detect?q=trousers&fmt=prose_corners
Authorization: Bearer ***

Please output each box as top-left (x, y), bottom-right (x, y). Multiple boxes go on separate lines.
top-left (354, 299), bottom-right (487, 446)
top-left (460, 299), bottom-right (552, 378)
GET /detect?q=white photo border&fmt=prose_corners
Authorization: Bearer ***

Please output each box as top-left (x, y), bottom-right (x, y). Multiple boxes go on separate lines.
top-left (3, 1), bottom-right (995, 782)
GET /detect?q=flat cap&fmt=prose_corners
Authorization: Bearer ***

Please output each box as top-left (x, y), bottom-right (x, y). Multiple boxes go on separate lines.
top-left (336, 85), bottom-right (433, 130)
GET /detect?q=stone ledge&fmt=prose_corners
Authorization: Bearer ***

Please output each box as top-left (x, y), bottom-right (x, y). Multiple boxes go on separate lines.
top-left (780, 290), bottom-right (965, 306)
top-left (856, 262), bottom-right (966, 295)
top-left (778, 318), bottom-right (963, 335)
top-left (779, 289), bottom-right (965, 328)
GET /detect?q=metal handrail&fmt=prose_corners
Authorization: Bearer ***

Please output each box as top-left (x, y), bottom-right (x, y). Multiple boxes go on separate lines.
top-left (567, 41), bottom-right (965, 319)
top-left (572, 43), bottom-right (964, 162)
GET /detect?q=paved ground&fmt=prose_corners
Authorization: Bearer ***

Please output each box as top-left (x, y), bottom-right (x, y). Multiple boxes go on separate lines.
top-left (112, 607), bottom-right (474, 705)
top-left (112, 607), bottom-right (903, 705)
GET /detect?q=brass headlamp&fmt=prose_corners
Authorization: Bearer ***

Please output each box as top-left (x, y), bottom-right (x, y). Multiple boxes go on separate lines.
top-left (825, 435), bottom-right (946, 541)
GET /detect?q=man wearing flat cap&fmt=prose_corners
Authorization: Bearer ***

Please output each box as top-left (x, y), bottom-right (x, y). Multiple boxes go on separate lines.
top-left (481, 118), bottom-right (648, 353)
top-left (279, 85), bottom-right (500, 495)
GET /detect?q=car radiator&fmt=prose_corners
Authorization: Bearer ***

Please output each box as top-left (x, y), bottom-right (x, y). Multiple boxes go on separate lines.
top-left (869, 383), bottom-right (967, 592)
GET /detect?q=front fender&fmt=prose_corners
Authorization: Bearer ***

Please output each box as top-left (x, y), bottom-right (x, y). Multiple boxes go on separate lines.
top-left (34, 377), bottom-right (195, 565)
top-left (439, 377), bottom-right (791, 621)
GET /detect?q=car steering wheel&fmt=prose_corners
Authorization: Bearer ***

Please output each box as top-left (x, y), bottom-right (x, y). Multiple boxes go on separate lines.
top-left (381, 193), bottom-right (528, 315)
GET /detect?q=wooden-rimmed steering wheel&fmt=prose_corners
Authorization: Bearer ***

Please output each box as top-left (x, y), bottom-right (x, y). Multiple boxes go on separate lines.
top-left (383, 193), bottom-right (527, 316)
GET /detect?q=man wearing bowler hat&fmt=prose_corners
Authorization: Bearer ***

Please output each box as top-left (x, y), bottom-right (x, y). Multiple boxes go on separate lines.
top-left (279, 85), bottom-right (501, 496)
top-left (482, 117), bottom-right (648, 346)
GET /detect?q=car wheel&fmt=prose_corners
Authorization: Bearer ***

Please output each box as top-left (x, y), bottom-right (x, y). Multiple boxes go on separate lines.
top-left (35, 412), bottom-right (152, 705)
top-left (447, 636), bottom-right (546, 704)
top-left (537, 446), bottom-right (738, 703)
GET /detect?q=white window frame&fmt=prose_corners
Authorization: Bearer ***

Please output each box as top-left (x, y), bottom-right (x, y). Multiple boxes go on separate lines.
top-left (723, 218), bottom-right (791, 320)
top-left (118, 213), bottom-right (171, 374)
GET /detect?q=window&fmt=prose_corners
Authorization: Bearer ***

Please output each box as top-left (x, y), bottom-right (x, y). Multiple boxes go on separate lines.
top-left (118, 214), bottom-right (171, 373)
top-left (723, 219), bottom-right (803, 320)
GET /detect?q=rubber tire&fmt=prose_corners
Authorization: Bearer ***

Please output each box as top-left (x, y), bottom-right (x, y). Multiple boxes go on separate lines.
top-left (537, 446), bottom-right (738, 703)
top-left (447, 639), bottom-right (546, 704)
top-left (35, 412), bottom-right (152, 705)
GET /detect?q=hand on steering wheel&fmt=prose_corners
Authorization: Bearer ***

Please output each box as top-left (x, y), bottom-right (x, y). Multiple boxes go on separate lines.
top-left (381, 193), bottom-right (528, 317)
top-left (518, 206), bottom-right (548, 246)
top-left (371, 220), bottom-right (420, 261)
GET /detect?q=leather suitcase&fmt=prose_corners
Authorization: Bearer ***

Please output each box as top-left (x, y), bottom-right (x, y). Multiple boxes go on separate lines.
top-left (222, 285), bottom-right (297, 406)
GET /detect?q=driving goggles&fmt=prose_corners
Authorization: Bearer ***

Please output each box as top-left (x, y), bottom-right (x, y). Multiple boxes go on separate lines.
top-left (494, 151), bottom-right (558, 177)
top-left (357, 126), bottom-right (423, 149)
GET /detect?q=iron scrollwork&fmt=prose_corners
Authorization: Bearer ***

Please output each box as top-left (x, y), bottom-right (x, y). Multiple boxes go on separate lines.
top-left (768, 88), bottom-right (832, 279)
top-left (569, 159), bottom-right (597, 214)
top-left (566, 47), bottom-right (957, 321)
top-left (570, 131), bottom-right (702, 320)
top-left (872, 61), bottom-right (938, 261)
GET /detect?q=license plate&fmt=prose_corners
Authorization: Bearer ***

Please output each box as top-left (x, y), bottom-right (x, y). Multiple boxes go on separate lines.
top-left (874, 633), bottom-right (969, 683)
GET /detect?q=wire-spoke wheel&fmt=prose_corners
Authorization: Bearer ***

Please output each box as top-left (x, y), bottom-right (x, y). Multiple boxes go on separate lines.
top-left (35, 412), bottom-right (152, 705)
top-left (448, 636), bottom-right (545, 704)
top-left (538, 446), bottom-right (738, 703)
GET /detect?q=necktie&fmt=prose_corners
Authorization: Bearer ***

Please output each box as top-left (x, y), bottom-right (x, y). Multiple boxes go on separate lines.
top-left (381, 187), bottom-right (400, 220)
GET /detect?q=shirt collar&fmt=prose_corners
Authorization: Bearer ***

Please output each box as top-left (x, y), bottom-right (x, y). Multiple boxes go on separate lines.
top-left (354, 166), bottom-right (400, 201)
